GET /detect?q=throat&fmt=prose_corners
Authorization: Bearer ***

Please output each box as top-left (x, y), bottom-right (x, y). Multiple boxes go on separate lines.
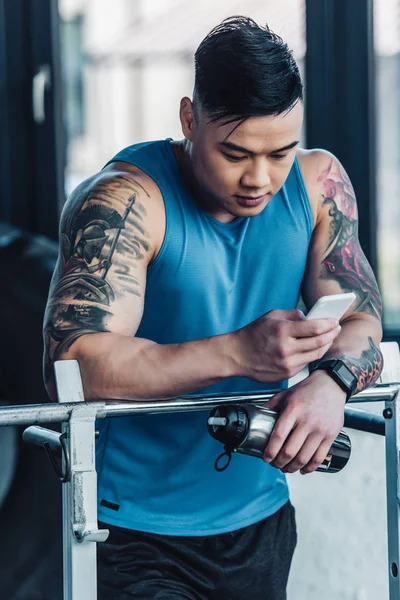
top-left (170, 140), bottom-right (238, 223)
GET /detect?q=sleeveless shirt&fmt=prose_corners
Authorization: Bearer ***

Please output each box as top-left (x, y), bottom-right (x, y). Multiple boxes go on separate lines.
top-left (96, 139), bottom-right (313, 535)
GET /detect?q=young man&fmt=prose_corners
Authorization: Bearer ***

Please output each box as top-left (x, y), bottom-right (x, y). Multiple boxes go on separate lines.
top-left (43, 17), bottom-right (383, 600)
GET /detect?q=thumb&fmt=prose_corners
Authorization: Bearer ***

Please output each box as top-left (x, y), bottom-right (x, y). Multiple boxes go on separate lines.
top-left (264, 391), bottom-right (284, 411)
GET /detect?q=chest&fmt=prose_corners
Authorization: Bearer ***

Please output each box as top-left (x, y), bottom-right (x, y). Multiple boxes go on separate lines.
top-left (146, 204), bottom-right (310, 326)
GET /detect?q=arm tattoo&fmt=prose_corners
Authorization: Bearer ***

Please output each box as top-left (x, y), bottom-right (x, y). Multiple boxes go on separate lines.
top-left (43, 174), bottom-right (151, 383)
top-left (336, 337), bottom-right (383, 393)
top-left (318, 159), bottom-right (382, 319)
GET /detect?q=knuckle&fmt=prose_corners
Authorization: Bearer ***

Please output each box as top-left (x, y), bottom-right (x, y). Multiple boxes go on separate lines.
top-left (311, 420), bottom-right (324, 433)
top-left (296, 455), bottom-right (308, 468)
top-left (281, 448), bottom-right (293, 461)
top-left (281, 363), bottom-right (294, 378)
top-left (316, 334), bottom-right (329, 349)
top-left (275, 322), bottom-right (287, 340)
top-left (310, 458), bottom-right (323, 469)
top-left (272, 429), bottom-right (285, 442)
top-left (315, 423), bottom-right (328, 437)
top-left (287, 362), bottom-right (299, 379)
top-left (312, 322), bottom-right (325, 336)
top-left (277, 344), bottom-right (289, 359)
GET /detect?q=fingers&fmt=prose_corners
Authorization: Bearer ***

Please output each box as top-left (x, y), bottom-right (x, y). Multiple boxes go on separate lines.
top-left (300, 439), bottom-right (334, 475)
top-left (266, 429), bottom-right (331, 474)
top-left (275, 338), bottom-right (338, 381)
top-left (281, 433), bottom-right (324, 473)
top-left (293, 325), bottom-right (341, 353)
top-left (264, 391), bottom-right (283, 411)
top-left (268, 426), bottom-right (310, 470)
top-left (263, 411), bottom-right (297, 464)
top-left (289, 318), bottom-right (339, 338)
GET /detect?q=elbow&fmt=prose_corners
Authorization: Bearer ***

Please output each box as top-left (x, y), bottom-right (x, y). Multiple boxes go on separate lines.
top-left (42, 333), bottom-right (95, 402)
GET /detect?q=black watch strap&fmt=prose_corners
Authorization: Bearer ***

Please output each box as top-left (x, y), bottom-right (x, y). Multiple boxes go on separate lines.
top-left (311, 359), bottom-right (358, 401)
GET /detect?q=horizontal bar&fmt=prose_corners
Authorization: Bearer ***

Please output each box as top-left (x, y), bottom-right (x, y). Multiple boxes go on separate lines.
top-left (0, 402), bottom-right (99, 427)
top-left (347, 385), bottom-right (400, 403)
top-left (0, 385), bottom-right (398, 428)
top-left (343, 407), bottom-right (385, 436)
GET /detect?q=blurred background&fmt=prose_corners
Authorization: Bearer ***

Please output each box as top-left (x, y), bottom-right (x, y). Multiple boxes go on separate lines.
top-left (0, 0), bottom-right (399, 598)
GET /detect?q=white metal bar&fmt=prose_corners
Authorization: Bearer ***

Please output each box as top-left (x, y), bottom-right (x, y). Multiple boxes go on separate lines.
top-left (385, 390), bottom-right (400, 599)
top-left (0, 385), bottom-right (399, 428)
top-left (54, 360), bottom-right (85, 404)
top-left (56, 360), bottom-right (108, 600)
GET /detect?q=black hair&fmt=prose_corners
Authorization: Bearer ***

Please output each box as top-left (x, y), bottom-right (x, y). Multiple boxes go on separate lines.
top-left (194, 16), bottom-right (303, 124)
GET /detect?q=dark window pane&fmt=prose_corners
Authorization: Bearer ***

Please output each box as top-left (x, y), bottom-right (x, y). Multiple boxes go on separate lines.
top-left (375, 0), bottom-right (400, 329)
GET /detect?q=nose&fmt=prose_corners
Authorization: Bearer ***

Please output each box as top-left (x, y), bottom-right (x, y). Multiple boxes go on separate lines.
top-left (240, 158), bottom-right (271, 191)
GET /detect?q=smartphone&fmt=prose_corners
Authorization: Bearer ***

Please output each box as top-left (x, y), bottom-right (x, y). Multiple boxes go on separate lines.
top-left (305, 292), bottom-right (356, 321)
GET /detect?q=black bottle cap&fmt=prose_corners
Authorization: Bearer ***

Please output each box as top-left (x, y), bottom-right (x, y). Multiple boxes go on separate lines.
top-left (207, 405), bottom-right (249, 448)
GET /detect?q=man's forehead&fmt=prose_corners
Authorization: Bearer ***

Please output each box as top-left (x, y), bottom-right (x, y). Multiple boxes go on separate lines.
top-left (217, 106), bottom-right (303, 149)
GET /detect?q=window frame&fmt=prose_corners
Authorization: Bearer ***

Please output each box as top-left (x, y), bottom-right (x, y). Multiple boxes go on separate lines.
top-left (305, 0), bottom-right (399, 341)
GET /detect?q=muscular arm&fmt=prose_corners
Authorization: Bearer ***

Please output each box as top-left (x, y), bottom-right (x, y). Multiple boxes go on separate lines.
top-left (43, 169), bottom-right (232, 401)
top-left (301, 151), bottom-right (383, 393)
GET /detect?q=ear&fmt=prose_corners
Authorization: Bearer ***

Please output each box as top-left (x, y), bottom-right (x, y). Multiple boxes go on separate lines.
top-left (179, 97), bottom-right (195, 141)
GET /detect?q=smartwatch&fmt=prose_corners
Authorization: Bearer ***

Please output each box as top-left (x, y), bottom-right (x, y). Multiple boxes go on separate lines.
top-left (311, 359), bottom-right (358, 401)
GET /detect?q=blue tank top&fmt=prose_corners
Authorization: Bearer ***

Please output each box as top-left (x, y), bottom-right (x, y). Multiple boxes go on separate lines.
top-left (96, 139), bottom-right (313, 535)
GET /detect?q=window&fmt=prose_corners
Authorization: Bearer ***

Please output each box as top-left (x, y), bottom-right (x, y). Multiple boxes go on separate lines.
top-left (59, 0), bottom-right (306, 196)
top-left (375, 0), bottom-right (400, 330)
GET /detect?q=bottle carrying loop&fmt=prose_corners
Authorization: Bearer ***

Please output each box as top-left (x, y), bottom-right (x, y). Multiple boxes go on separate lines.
top-left (214, 447), bottom-right (234, 472)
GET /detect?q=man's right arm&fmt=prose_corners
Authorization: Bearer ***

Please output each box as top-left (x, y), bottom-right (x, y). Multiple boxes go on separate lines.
top-left (43, 168), bottom-right (341, 402)
top-left (43, 168), bottom-right (235, 402)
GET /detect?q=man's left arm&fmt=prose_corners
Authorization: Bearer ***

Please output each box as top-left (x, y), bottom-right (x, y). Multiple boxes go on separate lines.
top-left (264, 150), bottom-right (383, 474)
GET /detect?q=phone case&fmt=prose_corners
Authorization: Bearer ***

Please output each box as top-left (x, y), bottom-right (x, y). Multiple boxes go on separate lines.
top-left (305, 293), bottom-right (356, 321)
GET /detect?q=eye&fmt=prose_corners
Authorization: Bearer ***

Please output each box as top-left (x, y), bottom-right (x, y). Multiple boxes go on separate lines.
top-left (222, 152), bottom-right (246, 162)
top-left (270, 154), bottom-right (288, 161)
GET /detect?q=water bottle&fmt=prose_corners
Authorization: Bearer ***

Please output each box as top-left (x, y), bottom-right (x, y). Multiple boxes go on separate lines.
top-left (207, 404), bottom-right (351, 473)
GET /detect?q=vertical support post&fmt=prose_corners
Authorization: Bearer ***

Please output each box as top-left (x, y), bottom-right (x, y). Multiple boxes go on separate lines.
top-left (385, 388), bottom-right (400, 600)
top-left (54, 360), bottom-right (108, 600)
top-left (305, 0), bottom-right (377, 273)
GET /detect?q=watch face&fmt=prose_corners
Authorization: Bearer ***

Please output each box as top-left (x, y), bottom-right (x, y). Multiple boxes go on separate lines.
top-left (336, 363), bottom-right (356, 389)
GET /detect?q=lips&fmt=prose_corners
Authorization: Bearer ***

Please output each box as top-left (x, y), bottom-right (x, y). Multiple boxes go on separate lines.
top-left (235, 194), bottom-right (268, 207)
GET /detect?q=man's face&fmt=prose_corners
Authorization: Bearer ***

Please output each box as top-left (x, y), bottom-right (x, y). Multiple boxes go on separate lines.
top-left (181, 100), bottom-right (304, 222)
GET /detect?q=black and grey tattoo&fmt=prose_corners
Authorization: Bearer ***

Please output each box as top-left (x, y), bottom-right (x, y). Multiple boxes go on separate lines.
top-left (43, 174), bottom-right (151, 383)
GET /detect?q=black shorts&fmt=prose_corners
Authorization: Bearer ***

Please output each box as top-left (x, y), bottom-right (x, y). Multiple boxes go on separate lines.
top-left (97, 501), bottom-right (297, 600)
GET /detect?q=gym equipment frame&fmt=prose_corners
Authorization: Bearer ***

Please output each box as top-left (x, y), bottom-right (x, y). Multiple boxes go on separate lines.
top-left (0, 341), bottom-right (399, 599)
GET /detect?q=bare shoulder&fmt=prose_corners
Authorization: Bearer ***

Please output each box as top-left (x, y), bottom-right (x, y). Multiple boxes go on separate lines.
top-left (296, 148), bottom-right (347, 228)
top-left (61, 161), bottom-right (166, 261)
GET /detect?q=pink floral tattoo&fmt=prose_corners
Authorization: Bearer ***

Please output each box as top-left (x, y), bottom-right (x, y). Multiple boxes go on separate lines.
top-left (318, 159), bottom-right (382, 319)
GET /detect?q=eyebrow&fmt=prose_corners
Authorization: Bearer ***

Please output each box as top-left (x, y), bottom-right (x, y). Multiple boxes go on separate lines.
top-left (220, 140), bottom-right (299, 155)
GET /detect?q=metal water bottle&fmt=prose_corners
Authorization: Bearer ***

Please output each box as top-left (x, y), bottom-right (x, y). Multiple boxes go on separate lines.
top-left (207, 404), bottom-right (351, 473)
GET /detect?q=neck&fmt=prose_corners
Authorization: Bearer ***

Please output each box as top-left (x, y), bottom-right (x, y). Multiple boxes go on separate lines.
top-left (172, 139), bottom-right (194, 183)
top-left (171, 139), bottom-right (236, 223)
